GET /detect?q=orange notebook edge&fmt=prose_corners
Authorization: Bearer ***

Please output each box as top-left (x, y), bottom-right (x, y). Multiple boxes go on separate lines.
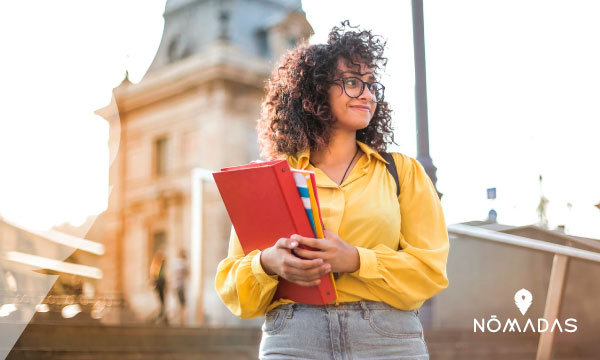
top-left (273, 168), bottom-right (336, 305)
top-left (305, 175), bottom-right (338, 304)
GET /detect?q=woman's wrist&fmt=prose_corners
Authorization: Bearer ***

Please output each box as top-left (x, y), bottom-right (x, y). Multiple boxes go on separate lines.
top-left (343, 246), bottom-right (360, 273)
top-left (260, 248), bottom-right (277, 275)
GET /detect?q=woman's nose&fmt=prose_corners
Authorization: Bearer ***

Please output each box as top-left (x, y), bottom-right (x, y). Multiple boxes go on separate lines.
top-left (359, 85), bottom-right (376, 102)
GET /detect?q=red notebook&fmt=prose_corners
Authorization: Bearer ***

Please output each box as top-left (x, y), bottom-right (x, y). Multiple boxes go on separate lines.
top-left (213, 159), bottom-right (336, 305)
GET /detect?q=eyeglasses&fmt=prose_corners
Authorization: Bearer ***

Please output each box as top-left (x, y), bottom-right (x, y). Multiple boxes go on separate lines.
top-left (333, 77), bottom-right (385, 103)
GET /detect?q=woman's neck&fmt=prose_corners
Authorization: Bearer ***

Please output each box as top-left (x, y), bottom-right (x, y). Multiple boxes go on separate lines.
top-left (310, 131), bottom-right (359, 168)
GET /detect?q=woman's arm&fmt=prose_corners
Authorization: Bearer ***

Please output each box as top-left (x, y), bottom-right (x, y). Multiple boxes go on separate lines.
top-left (292, 154), bottom-right (449, 307)
top-left (352, 154), bottom-right (449, 302)
top-left (215, 227), bottom-right (331, 318)
top-left (215, 229), bottom-right (279, 319)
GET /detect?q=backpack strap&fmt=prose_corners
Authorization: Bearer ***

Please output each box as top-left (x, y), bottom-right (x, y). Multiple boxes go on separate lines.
top-left (379, 151), bottom-right (400, 197)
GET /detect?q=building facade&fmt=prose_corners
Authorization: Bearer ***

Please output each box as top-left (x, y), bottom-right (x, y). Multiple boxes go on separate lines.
top-left (92, 0), bottom-right (313, 326)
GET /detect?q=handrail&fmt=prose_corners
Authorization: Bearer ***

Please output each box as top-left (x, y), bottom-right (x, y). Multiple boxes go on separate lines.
top-left (448, 223), bottom-right (600, 360)
top-left (2, 251), bottom-right (103, 279)
top-left (1, 219), bottom-right (105, 256)
top-left (447, 223), bottom-right (600, 263)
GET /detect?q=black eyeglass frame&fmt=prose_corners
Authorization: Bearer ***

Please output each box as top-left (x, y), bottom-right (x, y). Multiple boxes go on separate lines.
top-left (332, 77), bottom-right (386, 103)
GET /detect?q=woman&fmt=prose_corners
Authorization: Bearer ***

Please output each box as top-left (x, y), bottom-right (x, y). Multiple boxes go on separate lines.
top-left (173, 248), bottom-right (189, 325)
top-left (215, 21), bottom-right (449, 359)
top-left (149, 250), bottom-right (167, 325)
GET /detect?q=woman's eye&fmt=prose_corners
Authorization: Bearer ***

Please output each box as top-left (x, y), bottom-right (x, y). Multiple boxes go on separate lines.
top-left (345, 79), bottom-right (358, 87)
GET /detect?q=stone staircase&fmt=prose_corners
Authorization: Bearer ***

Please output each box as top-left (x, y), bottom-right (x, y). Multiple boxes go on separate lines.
top-left (424, 329), bottom-right (593, 360)
top-left (4, 323), bottom-right (261, 360)
top-left (3, 323), bottom-right (595, 359)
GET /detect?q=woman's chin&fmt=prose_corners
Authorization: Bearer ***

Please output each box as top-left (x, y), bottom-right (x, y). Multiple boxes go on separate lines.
top-left (332, 116), bottom-right (372, 132)
top-left (356, 118), bottom-right (372, 130)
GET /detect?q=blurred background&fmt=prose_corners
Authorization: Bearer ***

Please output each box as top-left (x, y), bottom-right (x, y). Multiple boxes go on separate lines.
top-left (0, 0), bottom-right (599, 359)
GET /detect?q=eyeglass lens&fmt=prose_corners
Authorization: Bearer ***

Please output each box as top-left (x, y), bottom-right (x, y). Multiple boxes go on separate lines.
top-left (342, 78), bottom-right (384, 101)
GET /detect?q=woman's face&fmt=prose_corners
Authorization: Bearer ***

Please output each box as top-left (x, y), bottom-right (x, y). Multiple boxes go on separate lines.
top-left (328, 58), bottom-right (378, 132)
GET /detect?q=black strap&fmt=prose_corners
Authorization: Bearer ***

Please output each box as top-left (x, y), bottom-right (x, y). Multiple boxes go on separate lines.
top-left (379, 151), bottom-right (400, 197)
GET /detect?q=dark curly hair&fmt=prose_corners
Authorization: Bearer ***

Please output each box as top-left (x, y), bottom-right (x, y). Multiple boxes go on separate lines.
top-left (257, 20), bottom-right (396, 160)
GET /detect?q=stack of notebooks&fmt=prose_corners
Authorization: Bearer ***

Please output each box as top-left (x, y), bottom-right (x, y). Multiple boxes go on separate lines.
top-left (213, 159), bottom-right (337, 305)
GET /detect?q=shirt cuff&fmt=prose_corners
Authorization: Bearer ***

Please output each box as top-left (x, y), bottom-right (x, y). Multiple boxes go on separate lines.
top-left (350, 246), bottom-right (380, 279)
top-left (251, 250), bottom-right (279, 286)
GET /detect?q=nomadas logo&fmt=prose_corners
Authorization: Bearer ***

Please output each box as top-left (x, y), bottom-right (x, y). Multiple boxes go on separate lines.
top-left (474, 288), bottom-right (577, 333)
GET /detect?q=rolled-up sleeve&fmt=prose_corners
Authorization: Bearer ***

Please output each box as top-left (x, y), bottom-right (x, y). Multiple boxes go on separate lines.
top-left (214, 227), bottom-right (279, 318)
top-left (350, 154), bottom-right (449, 308)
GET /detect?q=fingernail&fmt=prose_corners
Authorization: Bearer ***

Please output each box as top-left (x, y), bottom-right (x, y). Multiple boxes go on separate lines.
top-left (290, 241), bottom-right (298, 247)
top-left (291, 234), bottom-right (299, 240)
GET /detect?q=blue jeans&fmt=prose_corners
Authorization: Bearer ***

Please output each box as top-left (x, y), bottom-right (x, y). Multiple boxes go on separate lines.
top-left (259, 301), bottom-right (429, 360)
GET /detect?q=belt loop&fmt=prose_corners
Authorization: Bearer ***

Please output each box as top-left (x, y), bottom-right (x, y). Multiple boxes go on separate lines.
top-left (286, 303), bottom-right (295, 319)
top-left (359, 300), bottom-right (370, 320)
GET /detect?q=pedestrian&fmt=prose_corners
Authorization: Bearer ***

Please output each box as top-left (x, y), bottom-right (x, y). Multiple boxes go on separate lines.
top-left (172, 248), bottom-right (189, 325)
top-left (215, 20), bottom-right (449, 359)
top-left (149, 250), bottom-right (168, 325)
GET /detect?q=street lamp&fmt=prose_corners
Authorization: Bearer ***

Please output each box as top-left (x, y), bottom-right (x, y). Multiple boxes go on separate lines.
top-left (412, 0), bottom-right (441, 199)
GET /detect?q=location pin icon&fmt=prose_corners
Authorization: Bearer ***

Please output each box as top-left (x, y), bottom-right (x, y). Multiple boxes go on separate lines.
top-left (514, 288), bottom-right (533, 315)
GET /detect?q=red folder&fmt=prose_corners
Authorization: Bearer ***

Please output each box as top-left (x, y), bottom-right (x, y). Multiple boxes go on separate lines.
top-left (213, 159), bottom-right (336, 305)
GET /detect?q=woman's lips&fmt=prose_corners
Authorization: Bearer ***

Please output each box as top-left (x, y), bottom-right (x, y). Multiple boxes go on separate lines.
top-left (351, 106), bottom-right (370, 112)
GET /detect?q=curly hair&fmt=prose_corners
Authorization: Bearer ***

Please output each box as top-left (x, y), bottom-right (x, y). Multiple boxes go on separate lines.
top-left (257, 20), bottom-right (396, 160)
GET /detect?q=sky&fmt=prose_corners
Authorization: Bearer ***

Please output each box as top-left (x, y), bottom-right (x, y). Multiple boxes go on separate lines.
top-left (0, 0), bottom-right (598, 239)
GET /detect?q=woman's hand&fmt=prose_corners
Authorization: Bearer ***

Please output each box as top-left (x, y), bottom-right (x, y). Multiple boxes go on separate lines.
top-left (260, 237), bottom-right (332, 287)
top-left (291, 230), bottom-right (360, 273)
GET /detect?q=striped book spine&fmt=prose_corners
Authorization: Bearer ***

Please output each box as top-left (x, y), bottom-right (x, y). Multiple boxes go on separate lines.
top-left (292, 171), bottom-right (316, 236)
top-left (304, 175), bottom-right (324, 239)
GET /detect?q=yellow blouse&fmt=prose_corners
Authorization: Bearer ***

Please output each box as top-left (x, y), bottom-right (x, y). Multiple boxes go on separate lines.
top-left (215, 141), bottom-right (449, 319)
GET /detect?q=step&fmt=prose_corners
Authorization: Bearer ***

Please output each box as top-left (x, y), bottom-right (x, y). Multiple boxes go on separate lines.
top-left (4, 323), bottom-right (594, 360)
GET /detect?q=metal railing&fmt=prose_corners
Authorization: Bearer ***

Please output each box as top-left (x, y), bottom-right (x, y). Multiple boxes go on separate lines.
top-left (448, 223), bottom-right (600, 360)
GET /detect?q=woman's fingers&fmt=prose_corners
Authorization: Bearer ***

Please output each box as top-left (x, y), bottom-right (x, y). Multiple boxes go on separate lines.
top-left (285, 268), bottom-right (327, 283)
top-left (275, 237), bottom-right (299, 250)
top-left (323, 230), bottom-right (339, 240)
top-left (288, 269), bottom-right (327, 285)
top-left (283, 254), bottom-right (322, 270)
top-left (291, 234), bottom-right (328, 250)
top-left (280, 254), bottom-right (330, 282)
top-left (293, 279), bottom-right (322, 287)
top-left (292, 247), bottom-right (325, 260)
top-left (298, 263), bottom-right (330, 278)
top-left (268, 237), bottom-right (333, 284)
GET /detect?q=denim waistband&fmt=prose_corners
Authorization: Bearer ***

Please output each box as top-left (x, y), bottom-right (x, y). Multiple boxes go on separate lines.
top-left (274, 300), bottom-right (414, 312)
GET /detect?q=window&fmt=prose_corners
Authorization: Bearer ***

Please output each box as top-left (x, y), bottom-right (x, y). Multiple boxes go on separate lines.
top-left (256, 29), bottom-right (269, 57)
top-left (167, 36), bottom-right (181, 62)
top-left (154, 137), bottom-right (168, 177)
top-left (287, 37), bottom-right (297, 49)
